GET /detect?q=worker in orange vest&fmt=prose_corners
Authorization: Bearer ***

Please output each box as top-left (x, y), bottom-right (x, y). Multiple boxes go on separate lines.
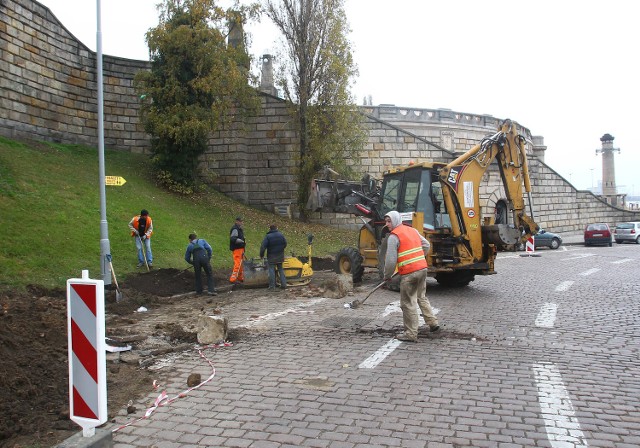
top-left (128, 209), bottom-right (153, 268)
top-left (229, 216), bottom-right (245, 284)
top-left (383, 210), bottom-right (440, 342)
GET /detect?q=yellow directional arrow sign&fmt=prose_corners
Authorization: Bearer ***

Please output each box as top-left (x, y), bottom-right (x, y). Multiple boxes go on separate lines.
top-left (105, 176), bottom-right (127, 186)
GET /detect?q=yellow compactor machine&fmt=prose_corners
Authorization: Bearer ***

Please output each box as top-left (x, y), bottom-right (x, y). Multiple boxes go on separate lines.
top-left (242, 234), bottom-right (314, 287)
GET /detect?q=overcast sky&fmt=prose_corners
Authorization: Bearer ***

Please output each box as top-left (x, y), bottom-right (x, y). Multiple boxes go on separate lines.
top-left (38, 0), bottom-right (640, 196)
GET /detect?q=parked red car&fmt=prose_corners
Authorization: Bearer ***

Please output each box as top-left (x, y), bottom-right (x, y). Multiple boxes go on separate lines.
top-left (584, 223), bottom-right (613, 247)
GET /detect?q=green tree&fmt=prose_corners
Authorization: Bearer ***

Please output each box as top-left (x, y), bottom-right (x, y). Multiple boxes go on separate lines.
top-left (264, 0), bottom-right (366, 218)
top-left (135, 0), bottom-right (260, 193)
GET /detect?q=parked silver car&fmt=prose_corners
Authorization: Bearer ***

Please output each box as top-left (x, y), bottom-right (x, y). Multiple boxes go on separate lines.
top-left (614, 222), bottom-right (640, 244)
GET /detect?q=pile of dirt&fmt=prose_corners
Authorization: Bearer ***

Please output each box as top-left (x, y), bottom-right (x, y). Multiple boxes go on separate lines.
top-left (0, 257), bottom-right (336, 447)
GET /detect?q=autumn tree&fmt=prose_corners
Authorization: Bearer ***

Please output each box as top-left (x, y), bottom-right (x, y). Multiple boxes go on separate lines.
top-left (135, 0), bottom-right (260, 193)
top-left (264, 0), bottom-right (366, 218)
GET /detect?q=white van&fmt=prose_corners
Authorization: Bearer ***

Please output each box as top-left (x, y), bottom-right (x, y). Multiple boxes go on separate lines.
top-left (614, 222), bottom-right (640, 244)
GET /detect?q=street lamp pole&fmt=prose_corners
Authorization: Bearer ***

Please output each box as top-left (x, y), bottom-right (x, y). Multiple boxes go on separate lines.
top-left (96, 0), bottom-right (112, 286)
top-left (590, 168), bottom-right (594, 190)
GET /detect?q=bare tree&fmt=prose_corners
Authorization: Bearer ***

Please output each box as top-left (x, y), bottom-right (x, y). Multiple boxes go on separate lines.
top-left (264, 0), bottom-right (366, 218)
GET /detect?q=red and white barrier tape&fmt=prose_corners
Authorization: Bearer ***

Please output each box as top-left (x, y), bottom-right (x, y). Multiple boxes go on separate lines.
top-left (112, 341), bottom-right (233, 432)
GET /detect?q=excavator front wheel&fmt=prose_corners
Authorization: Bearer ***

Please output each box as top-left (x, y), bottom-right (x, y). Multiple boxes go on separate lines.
top-left (334, 247), bottom-right (364, 283)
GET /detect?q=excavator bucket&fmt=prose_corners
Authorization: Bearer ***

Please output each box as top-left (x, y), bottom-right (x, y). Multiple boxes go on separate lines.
top-left (241, 258), bottom-right (270, 287)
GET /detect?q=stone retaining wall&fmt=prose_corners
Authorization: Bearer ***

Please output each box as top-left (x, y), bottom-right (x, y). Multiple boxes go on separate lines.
top-left (0, 0), bottom-right (151, 152)
top-left (3, 0), bottom-right (640, 232)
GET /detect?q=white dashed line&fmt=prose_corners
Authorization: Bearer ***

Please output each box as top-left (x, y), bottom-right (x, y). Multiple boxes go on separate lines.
top-left (359, 339), bottom-right (403, 369)
top-left (555, 281), bottom-right (574, 292)
top-left (535, 303), bottom-right (558, 328)
top-left (611, 259), bottom-right (632, 264)
top-left (382, 301), bottom-right (401, 317)
top-left (381, 301), bottom-right (440, 320)
top-left (360, 306), bottom-right (441, 369)
top-left (240, 298), bottom-right (327, 328)
top-left (579, 268), bottom-right (600, 276)
top-left (533, 362), bottom-right (588, 447)
top-left (563, 254), bottom-right (596, 260)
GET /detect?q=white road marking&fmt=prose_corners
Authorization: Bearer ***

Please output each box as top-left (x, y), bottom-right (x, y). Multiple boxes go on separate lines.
top-left (533, 362), bottom-right (588, 447)
top-left (562, 254), bottom-right (595, 260)
top-left (535, 303), bottom-right (558, 328)
top-left (240, 298), bottom-right (327, 328)
top-left (579, 268), bottom-right (600, 276)
top-left (555, 281), bottom-right (574, 292)
top-left (359, 339), bottom-right (403, 369)
top-left (611, 258), bottom-right (632, 264)
top-left (360, 305), bottom-right (441, 369)
top-left (382, 301), bottom-right (401, 317)
top-left (381, 301), bottom-right (440, 320)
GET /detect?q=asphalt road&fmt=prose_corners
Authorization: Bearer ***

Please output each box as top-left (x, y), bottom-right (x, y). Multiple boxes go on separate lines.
top-left (109, 243), bottom-right (640, 447)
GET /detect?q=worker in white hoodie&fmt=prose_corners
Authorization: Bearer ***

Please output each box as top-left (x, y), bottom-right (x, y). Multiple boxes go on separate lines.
top-left (383, 210), bottom-right (440, 342)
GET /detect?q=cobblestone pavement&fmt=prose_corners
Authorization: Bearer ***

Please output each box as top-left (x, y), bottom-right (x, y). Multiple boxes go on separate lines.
top-left (109, 243), bottom-right (640, 447)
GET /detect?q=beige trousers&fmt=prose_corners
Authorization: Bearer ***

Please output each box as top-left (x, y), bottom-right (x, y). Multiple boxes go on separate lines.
top-left (399, 269), bottom-right (439, 337)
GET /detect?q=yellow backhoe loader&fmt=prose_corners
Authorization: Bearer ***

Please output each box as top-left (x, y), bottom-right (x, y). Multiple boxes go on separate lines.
top-left (309, 119), bottom-right (539, 287)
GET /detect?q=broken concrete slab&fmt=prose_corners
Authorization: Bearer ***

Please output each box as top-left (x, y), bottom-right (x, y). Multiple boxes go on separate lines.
top-left (317, 274), bottom-right (353, 299)
top-left (196, 315), bottom-right (228, 345)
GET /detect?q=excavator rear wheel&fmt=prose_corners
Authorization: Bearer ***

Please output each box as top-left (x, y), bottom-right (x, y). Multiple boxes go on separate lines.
top-left (334, 247), bottom-right (364, 283)
top-left (435, 272), bottom-right (475, 288)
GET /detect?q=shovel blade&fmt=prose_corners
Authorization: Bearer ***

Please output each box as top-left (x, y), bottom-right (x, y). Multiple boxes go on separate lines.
top-left (348, 299), bottom-right (361, 309)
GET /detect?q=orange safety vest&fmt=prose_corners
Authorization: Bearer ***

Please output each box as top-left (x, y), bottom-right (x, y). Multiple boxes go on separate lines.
top-left (391, 224), bottom-right (428, 275)
top-left (130, 215), bottom-right (153, 238)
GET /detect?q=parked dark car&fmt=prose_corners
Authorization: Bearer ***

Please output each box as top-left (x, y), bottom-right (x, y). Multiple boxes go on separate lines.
top-left (533, 229), bottom-right (563, 249)
top-left (584, 223), bottom-right (612, 247)
top-left (517, 229), bottom-right (563, 250)
top-left (614, 222), bottom-right (640, 244)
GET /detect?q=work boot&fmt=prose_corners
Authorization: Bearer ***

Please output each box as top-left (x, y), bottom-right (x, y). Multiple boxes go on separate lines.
top-left (207, 291), bottom-right (218, 296)
top-left (395, 332), bottom-right (418, 343)
top-left (429, 325), bottom-right (441, 333)
top-left (136, 262), bottom-right (143, 268)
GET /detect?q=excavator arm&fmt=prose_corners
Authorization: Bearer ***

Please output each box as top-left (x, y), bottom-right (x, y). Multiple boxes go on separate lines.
top-left (438, 119), bottom-right (539, 256)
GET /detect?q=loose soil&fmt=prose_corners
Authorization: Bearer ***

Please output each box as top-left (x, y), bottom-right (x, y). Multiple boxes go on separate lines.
top-left (0, 258), bottom-right (336, 448)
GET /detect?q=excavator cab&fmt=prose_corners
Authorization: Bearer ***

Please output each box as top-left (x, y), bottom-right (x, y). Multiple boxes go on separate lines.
top-left (378, 165), bottom-right (452, 231)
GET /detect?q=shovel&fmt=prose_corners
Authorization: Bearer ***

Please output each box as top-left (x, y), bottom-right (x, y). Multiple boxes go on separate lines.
top-left (345, 273), bottom-right (398, 309)
top-left (137, 235), bottom-right (150, 271)
top-left (106, 254), bottom-right (123, 302)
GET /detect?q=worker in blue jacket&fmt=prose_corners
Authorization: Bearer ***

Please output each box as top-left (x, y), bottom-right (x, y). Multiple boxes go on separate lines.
top-left (260, 224), bottom-right (288, 291)
top-left (185, 233), bottom-right (217, 296)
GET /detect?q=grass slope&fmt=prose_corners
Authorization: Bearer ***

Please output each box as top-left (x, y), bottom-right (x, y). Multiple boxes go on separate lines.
top-left (0, 136), bottom-right (356, 289)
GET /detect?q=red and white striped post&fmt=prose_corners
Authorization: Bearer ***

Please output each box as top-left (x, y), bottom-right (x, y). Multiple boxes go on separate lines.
top-left (67, 270), bottom-right (107, 437)
top-left (525, 236), bottom-right (535, 254)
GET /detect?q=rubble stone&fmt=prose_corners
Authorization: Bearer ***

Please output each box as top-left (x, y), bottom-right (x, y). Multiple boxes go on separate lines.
top-left (196, 315), bottom-right (228, 344)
